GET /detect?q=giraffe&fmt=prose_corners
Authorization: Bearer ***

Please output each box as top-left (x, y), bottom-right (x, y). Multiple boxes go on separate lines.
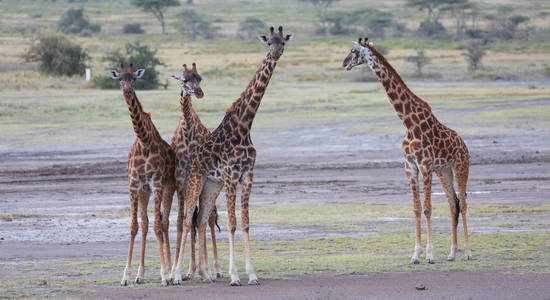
top-left (109, 64), bottom-right (175, 286)
top-left (171, 26), bottom-right (293, 286)
top-left (169, 63), bottom-right (222, 280)
top-left (342, 38), bottom-right (471, 264)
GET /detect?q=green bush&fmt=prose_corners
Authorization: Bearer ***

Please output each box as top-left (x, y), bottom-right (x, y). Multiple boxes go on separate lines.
top-left (57, 8), bottom-right (101, 35)
top-left (123, 23), bottom-right (145, 34)
top-left (92, 41), bottom-right (165, 90)
top-left (176, 9), bottom-right (219, 40)
top-left (24, 33), bottom-right (89, 76)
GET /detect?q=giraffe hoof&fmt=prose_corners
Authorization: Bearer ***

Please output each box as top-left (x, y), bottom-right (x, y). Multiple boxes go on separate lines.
top-left (465, 254), bottom-right (472, 261)
top-left (203, 278), bottom-right (214, 284)
top-left (447, 256), bottom-right (455, 261)
top-left (230, 280), bottom-right (241, 286)
top-left (120, 279), bottom-right (130, 286)
top-left (248, 279), bottom-right (260, 285)
top-left (172, 279), bottom-right (182, 285)
top-left (161, 279), bottom-right (170, 286)
top-left (410, 258), bottom-right (420, 265)
top-left (216, 273), bottom-right (223, 279)
top-left (426, 259), bottom-right (434, 264)
top-left (134, 278), bottom-right (143, 284)
top-left (183, 274), bottom-right (193, 281)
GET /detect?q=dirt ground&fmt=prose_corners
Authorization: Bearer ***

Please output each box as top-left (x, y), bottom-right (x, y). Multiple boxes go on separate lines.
top-left (1, 113), bottom-right (550, 298)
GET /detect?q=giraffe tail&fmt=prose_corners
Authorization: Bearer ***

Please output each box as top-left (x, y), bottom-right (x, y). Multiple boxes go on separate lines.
top-left (453, 193), bottom-right (460, 224)
top-left (192, 206), bottom-right (198, 240)
top-left (213, 206), bottom-right (221, 232)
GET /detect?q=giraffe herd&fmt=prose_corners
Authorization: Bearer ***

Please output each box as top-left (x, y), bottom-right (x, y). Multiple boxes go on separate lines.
top-left (110, 27), bottom-right (471, 287)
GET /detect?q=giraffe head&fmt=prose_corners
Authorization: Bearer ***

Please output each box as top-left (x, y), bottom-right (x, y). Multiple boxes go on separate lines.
top-left (342, 37), bottom-right (381, 73)
top-left (171, 63), bottom-right (204, 99)
top-left (109, 63), bottom-right (145, 95)
top-left (257, 26), bottom-right (293, 61)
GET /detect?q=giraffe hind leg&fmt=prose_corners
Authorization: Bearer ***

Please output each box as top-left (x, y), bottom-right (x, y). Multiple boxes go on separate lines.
top-left (455, 160), bottom-right (472, 260)
top-left (436, 168), bottom-right (459, 261)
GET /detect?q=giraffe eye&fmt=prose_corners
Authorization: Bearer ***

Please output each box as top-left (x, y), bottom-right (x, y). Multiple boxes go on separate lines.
top-left (183, 79), bottom-right (188, 83)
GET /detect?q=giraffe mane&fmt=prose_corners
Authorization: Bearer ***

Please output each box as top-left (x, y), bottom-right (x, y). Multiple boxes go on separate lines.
top-left (369, 45), bottom-right (432, 112)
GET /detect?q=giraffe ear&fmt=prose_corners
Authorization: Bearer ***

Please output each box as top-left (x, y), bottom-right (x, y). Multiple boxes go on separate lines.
top-left (284, 34), bottom-right (294, 42)
top-left (171, 75), bottom-right (183, 84)
top-left (257, 35), bottom-right (268, 44)
top-left (109, 70), bottom-right (120, 79)
top-left (134, 69), bottom-right (145, 79)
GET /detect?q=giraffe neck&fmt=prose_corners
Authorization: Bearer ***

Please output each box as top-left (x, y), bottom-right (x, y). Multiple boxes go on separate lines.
top-left (364, 48), bottom-right (432, 129)
top-left (226, 54), bottom-right (277, 135)
top-left (180, 92), bottom-right (193, 126)
top-left (124, 91), bottom-right (152, 145)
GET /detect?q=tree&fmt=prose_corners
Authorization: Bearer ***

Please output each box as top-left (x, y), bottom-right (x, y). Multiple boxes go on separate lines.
top-left (176, 9), bottom-right (219, 40)
top-left (327, 9), bottom-right (394, 38)
top-left (237, 17), bottom-right (266, 40)
top-left (440, 0), bottom-right (472, 41)
top-left (299, 0), bottom-right (339, 35)
top-left (406, 49), bottom-right (431, 76)
top-left (57, 8), bottom-right (101, 35)
top-left (92, 42), bottom-right (165, 89)
top-left (406, 0), bottom-right (454, 37)
top-left (24, 33), bottom-right (89, 76)
top-left (463, 39), bottom-right (485, 71)
top-left (131, 0), bottom-right (180, 34)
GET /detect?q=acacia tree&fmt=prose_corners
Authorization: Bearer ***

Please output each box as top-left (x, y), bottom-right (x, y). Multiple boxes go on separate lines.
top-left (463, 39), bottom-right (485, 71)
top-left (131, 0), bottom-right (180, 34)
top-left (238, 17), bottom-right (266, 40)
top-left (299, 0), bottom-right (339, 35)
top-left (406, 0), bottom-right (455, 36)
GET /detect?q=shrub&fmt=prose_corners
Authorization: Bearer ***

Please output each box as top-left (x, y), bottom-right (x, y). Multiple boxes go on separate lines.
top-left (123, 23), bottom-right (145, 34)
top-left (24, 33), bottom-right (89, 76)
top-left (57, 8), bottom-right (101, 35)
top-left (92, 41), bottom-right (164, 90)
top-left (418, 19), bottom-right (446, 37)
top-left (406, 49), bottom-right (431, 76)
top-left (463, 39), bottom-right (486, 71)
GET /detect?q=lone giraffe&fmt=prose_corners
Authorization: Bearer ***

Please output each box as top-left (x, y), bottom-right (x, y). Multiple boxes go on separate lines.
top-left (169, 63), bottom-right (222, 280)
top-left (342, 38), bottom-right (471, 264)
top-left (109, 64), bottom-right (175, 286)
top-left (172, 26), bottom-right (293, 286)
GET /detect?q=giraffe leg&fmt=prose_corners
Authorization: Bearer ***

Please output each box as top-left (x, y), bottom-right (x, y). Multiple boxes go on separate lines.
top-left (186, 212), bottom-right (197, 280)
top-left (135, 187), bottom-right (150, 284)
top-left (197, 180), bottom-right (222, 283)
top-left (121, 183), bottom-right (139, 286)
top-left (161, 183), bottom-right (174, 283)
top-left (170, 179), bottom-right (185, 280)
top-left (152, 186), bottom-right (169, 286)
top-left (455, 159), bottom-right (472, 260)
top-left (405, 161), bottom-right (422, 264)
top-left (210, 207), bottom-right (222, 278)
top-left (172, 170), bottom-right (204, 285)
top-left (225, 181), bottom-right (241, 286)
top-left (420, 164), bottom-right (434, 264)
top-left (241, 172), bottom-right (259, 285)
top-left (436, 168), bottom-right (459, 261)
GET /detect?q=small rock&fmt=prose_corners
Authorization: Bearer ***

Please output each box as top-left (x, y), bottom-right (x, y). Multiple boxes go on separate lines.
top-left (38, 280), bottom-right (48, 286)
top-left (416, 284), bottom-right (426, 290)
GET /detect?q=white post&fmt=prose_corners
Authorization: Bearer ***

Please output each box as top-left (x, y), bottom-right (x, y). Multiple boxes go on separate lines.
top-left (85, 68), bottom-right (91, 81)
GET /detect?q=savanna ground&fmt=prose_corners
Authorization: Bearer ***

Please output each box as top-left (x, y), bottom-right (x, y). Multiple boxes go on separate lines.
top-left (1, 0), bottom-right (550, 299)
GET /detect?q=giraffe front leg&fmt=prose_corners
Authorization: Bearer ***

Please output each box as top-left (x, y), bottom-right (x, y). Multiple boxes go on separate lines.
top-left (170, 181), bottom-right (185, 280)
top-left (172, 171), bottom-right (204, 285)
top-left (241, 172), bottom-right (259, 285)
top-left (420, 165), bottom-right (434, 264)
top-left (121, 186), bottom-right (139, 286)
top-left (135, 188), bottom-right (150, 284)
top-left (186, 220), bottom-right (197, 280)
top-left (405, 161), bottom-right (422, 264)
top-left (225, 182), bottom-right (241, 286)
